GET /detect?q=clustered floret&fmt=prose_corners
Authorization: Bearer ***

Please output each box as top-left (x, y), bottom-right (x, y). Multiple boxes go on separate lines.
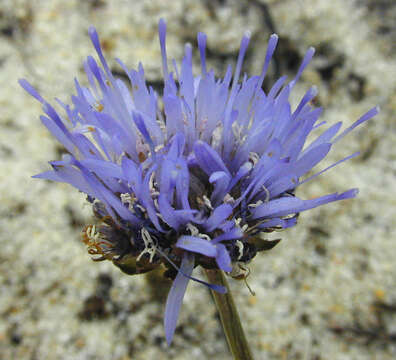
top-left (20, 19), bottom-right (378, 343)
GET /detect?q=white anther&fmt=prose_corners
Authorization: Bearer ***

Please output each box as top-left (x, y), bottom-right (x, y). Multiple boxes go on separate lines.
top-left (232, 123), bottom-right (248, 145)
top-left (149, 172), bottom-right (156, 191)
top-left (136, 204), bottom-right (146, 213)
top-left (248, 200), bottom-right (263, 208)
top-left (229, 262), bottom-right (247, 278)
top-left (249, 152), bottom-right (259, 166)
top-left (83, 224), bottom-right (114, 256)
top-left (198, 233), bottom-right (211, 241)
top-left (262, 185), bottom-right (270, 202)
top-left (120, 193), bottom-right (136, 211)
top-left (235, 217), bottom-right (243, 227)
top-left (154, 199), bottom-right (160, 210)
top-left (235, 217), bottom-right (248, 232)
top-left (236, 240), bottom-right (244, 261)
top-left (86, 225), bottom-right (99, 241)
top-left (203, 195), bottom-right (213, 210)
top-left (155, 144), bottom-right (164, 152)
top-left (232, 122), bottom-right (242, 138)
top-left (120, 193), bottom-right (131, 203)
top-left (211, 125), bottom-right (223, 148)
top-left (186, 223), bottom-right (211, 241)
top-left (137, 228), bottom-right (157, 263)
top-left (156, 212), bottom-right (165, 221)
top-left (115, 152), bottom-right (126, 165)
top-left (187, 223), bottom-right (199, 236)
top-left (223, 193), bottom-right (235, 204)
top-left (157, 109), bottom-right (167, 133)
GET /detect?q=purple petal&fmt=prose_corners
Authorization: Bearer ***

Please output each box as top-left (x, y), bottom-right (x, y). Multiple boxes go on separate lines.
top-left (42, 103), bottom-right (79, 153)
top-left (158, 194), bottom-right (182, 229)
top-left (73, 133), bottom-right (104, 160)
top-left (197, 32), bottom-right (207, 75)
top-left (256, 33), bottom-right (278, 92)
top-left (33, 163), bottom-right (92, 196)
top-left (215, 244), bottom-right (232, 272)
top-left (229, 32), bottom-right (251, 94)
top-left (88, 26), bottom-right (114, 81)
top-left (159, 158), bottom-right (177, 195)
top-left (40, 115), bottom-right (76, 155)
top-left (132, 111), bottom-right (155, 155)
top-left (74, 159), bottom-right (139, 223)
top-left (282, 108), bottom-right (322, 162)
top-left (253, 197), bottom-right (301, 219)
top-left (293, 143), bottom-right (332, 177)
top-left (299, 152), bottom-right (360, 185)
top-left (256, 217), bottom-right (298, 230)
top-left (193, 140), bottom-right (230, 176)
top-left (164, 253), bottom-right (194, 345)
top-left (80, 159), bottom-right (125, 180)
top-left (139, 166), bottom-right (164, 232)
top-left (19, 79), bottom-right (45, 103)
top-left (168, 132), bottom-right (186, 159)
top-left (86, 55), bottom-right (106, 90)
top-left (205, 204), bottom-right (233, 232)
top-left (174, 159), bottom-right (190, 209)
top-left (289, 47), bottom-right (315, 88)
top-left (252, 190), bottom-right (358, 220)
top-left (176, 236), bottom-right (217, 257)
top-left (302, 122), bottom-right (342, 156)
top-left (266, 175), bottom-right (297, 198)
top-left (291, 86), bottom-right (318, 121)
top-left (121, 157), bottom-right (142, 195)
top-left (158, 18), bottom-right (169, 80)
top-left (333, 106), bottom-right (379, 143)
top-left (209, 171), bottom-right (231, 205)
top-left (228, 162), bottom-right (252, 190)
top-left (268, 75), bottom-right (288, 99)
top-left (212, 227), bottom-right (244, 244)
top-left (180, 44), bottom-right (195, 125)
top-left (159, 249), bottom-right (226, 294)
top-left (164, 95), bottom-right (184, 138)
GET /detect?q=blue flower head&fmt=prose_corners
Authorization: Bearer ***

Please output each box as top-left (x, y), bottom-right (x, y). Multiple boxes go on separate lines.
top-left (20, 19), bottom-right (378, 344)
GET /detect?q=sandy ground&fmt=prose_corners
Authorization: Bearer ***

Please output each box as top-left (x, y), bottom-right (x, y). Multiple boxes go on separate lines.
top-left (0, 0), bottom-right (395, 359)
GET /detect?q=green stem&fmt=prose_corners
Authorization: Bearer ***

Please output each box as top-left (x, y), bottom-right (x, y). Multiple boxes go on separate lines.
top-left (204, 269), bottom-right (254, 360)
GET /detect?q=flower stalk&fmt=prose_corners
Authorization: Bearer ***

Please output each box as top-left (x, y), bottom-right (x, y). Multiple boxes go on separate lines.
top-left (205, 269), bottom-right (254, 360)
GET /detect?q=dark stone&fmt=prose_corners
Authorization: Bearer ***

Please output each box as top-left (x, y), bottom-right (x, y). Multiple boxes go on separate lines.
top-left (79, 295), bottom-right (108, 320)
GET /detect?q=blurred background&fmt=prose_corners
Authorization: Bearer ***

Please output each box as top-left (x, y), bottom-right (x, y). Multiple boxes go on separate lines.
top-left (0, 0), bottom-right (395, 359)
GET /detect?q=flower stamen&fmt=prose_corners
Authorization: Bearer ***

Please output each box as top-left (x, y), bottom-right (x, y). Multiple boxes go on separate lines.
top-left (137, 227), bottom-right (157, 263)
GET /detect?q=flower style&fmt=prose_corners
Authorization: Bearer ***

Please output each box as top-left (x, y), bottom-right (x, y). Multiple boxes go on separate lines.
top-left (20, 19), bottom-right (378, 344)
